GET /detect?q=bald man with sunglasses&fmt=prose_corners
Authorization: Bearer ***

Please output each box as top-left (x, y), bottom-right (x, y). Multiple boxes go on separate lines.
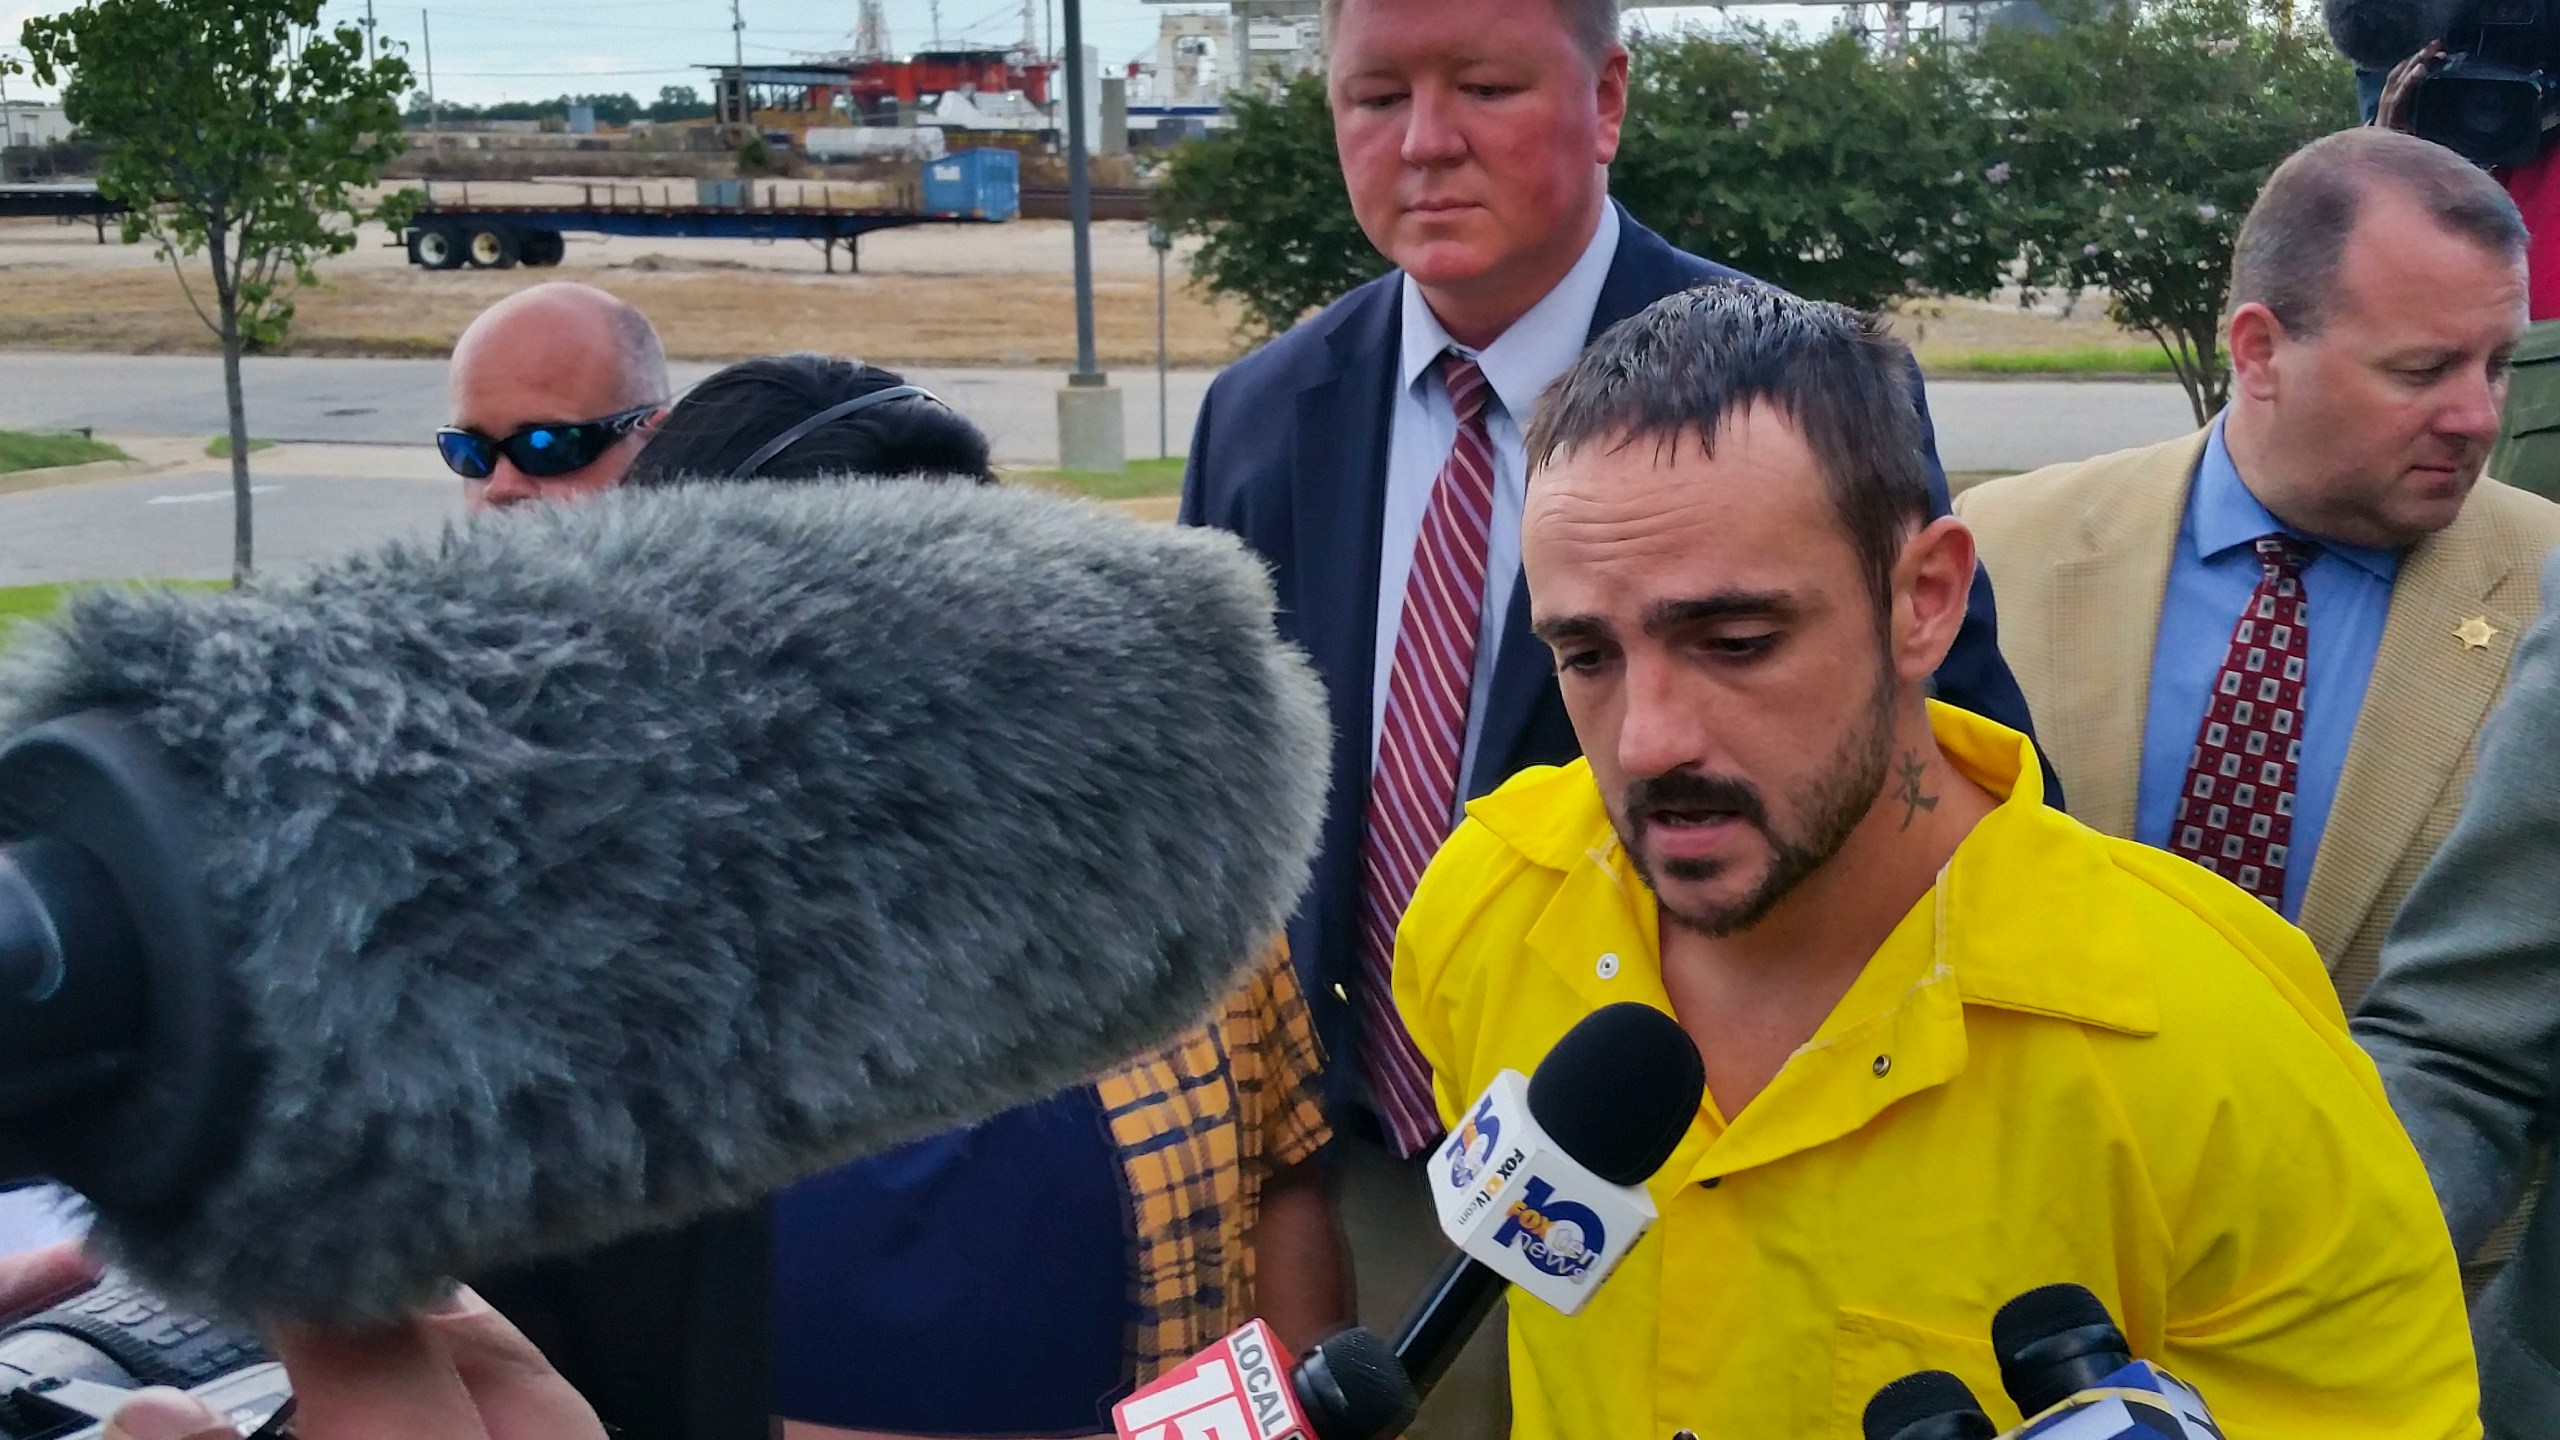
top-left (440, 283), bottom-right (671, 508)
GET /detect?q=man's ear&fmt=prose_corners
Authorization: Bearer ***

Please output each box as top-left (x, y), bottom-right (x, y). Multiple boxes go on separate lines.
top-left (1593, 44), bottom-right (1631, 163)
top-left (1892, 516), bottom-right (1978, 685)
top-left (2228, 302), bottom-right (2288, 403)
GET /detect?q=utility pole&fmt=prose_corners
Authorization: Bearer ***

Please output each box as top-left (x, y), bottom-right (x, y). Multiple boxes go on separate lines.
top-left (421, 8), bottom-right (439, 131)
top-left (930, 0), bottom-right (944, 48)
top-left (730, 0), bottom-right (747, 135)
top-left (365, 0), bottom-right (377, 62)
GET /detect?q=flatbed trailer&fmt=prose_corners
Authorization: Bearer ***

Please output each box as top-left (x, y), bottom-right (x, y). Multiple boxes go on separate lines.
top-left (0, 183), bottom-right (123, 240)
top-left (399, 161), bottom-right (1018, 273)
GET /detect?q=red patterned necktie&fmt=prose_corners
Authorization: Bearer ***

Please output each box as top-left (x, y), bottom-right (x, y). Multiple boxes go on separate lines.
top-left (2169, 534), bottom-right (2316, 908)
top-left (1357, 352), bottom-right (1497, 1157)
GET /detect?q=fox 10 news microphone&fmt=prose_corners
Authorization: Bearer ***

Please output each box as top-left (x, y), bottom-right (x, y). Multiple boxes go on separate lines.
top-left (1110, 1003), bottom-right (1705, 1440)
top-left (0, 479), bottom-right (1330, 1328)
top-left (1863, 1284), bottom-right (2225, 1440)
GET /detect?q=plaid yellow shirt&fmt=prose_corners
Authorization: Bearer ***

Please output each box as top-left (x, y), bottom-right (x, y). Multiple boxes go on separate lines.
top-left (1094, 944), bottom-right (1332, 1380)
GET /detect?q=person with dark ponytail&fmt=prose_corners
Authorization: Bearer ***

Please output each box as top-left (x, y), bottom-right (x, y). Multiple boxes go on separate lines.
top-left (623, 353), bottom-right (998, 488)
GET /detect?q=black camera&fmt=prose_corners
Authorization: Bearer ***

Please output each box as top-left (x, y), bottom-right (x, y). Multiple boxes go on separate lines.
top-left (0, 1274), bottom-right (287, 1439)
top-left (2415, 0), bottom-right (2560, 165)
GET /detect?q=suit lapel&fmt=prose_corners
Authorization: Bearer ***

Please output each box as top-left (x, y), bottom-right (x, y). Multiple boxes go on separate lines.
top-left (2040, 435), bottom-right (2206, 839)
top-left (2299, 502), bottom-right (2518, 966)
top-left (1472, 209), bottom-right (1672, 794)
top-left (1294, 281), bottom-right (1402, 788)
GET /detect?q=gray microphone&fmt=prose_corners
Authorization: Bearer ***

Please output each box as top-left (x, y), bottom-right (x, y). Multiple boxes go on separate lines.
top-left (0, 479), bottom-right (1329, 1326)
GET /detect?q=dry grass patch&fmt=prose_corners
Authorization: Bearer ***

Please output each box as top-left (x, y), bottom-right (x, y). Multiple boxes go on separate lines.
top-left (0, 264), bottom-right (1257, 369)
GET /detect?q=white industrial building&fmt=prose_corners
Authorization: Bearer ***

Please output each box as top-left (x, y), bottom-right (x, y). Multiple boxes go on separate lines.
top-left (0, 103), bottom-right (74, 149)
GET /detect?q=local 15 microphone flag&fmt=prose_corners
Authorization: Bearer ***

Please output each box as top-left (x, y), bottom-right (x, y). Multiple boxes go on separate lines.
top-left (1430, 1069), bottom-right (1658, 1315)
top-left (1114, 1320), bottom-right (1309, 1440)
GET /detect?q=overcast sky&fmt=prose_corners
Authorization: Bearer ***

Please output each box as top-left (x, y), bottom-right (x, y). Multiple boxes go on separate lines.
top-left (3, 2), bottom-right (1852, 107)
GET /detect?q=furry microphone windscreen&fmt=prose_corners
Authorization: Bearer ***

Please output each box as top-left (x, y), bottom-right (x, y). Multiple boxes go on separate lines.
top-left (0, 480), bottom-right (1330, 1326)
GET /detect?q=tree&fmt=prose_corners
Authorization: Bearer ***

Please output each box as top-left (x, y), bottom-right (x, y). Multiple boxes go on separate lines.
top-left (1614, 26), bottom-right (2017, 310)
top-left (1977, 0), bottom-right (2355, 421)
top-left (1156, 73), bottom-right (1388, 339)
top-left (22, 0), bottom-right (411, 584)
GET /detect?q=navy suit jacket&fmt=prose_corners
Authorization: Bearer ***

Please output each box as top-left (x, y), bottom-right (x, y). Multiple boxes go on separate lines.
top-left (1179, 207), bottom-right (2055, 1109)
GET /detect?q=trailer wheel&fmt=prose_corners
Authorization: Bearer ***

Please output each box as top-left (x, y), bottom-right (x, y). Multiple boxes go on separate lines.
top-left (465, 226), bottom-right (520, 270)
top-left (409, 226), bottom-right (465, 270)
top-left (518, 230), bottom-right (566, 267)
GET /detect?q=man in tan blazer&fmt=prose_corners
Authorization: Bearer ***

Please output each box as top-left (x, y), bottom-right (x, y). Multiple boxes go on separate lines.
top-left (1961, 129), bottom-right (2560, 1014)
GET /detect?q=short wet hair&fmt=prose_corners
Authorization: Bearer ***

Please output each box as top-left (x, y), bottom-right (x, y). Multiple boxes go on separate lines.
top-left (1525, 282), bottom-right (1933, 612)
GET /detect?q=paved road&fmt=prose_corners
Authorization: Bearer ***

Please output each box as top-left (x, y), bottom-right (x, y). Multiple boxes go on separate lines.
top-left (0, 351), bottom-right (2199, 474)
top-left (0, 353), bottom-right (1216, 470)
top-left (0, 351), bottom-right (2204, 587)
top-left (0, 443), bottom-right (462, 587)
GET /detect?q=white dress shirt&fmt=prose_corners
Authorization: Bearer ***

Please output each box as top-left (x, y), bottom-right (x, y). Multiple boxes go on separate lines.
top-left (1370, 201), bottom-right (1622, 806)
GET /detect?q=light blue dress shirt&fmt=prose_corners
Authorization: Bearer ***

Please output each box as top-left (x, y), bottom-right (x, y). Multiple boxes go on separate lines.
top-left (1371, 201), bottom-right (1621, 811)
top-left (2135, 419), bottom-right (2400, 919)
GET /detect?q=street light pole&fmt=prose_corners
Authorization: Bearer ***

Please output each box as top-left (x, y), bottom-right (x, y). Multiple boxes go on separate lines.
top-left (1052, 0), bottom-right (1124, 473)
top-left (1064, 0), bottom-right (1098, 382)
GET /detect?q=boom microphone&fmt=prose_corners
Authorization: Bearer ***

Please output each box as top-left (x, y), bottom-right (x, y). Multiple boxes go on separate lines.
top-left (2323, 0), bottom-right (2463, 71)
top-left (0, 479), bottom-right (1330, 1326)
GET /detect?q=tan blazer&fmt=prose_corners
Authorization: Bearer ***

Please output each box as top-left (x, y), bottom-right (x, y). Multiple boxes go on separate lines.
top-left (1957, 431), bottom-right (2560, 1009)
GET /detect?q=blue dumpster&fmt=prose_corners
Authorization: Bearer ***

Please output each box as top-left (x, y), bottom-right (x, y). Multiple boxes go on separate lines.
top-left (923, 148), bottom-right (1020, 222)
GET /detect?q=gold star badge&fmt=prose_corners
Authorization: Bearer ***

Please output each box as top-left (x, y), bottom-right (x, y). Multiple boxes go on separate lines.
top-left (2456, 615), bottom-right (2500, 651)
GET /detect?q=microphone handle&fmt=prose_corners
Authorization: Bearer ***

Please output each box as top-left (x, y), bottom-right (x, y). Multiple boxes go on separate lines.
top-left (1389, 1251), bottom-right (1509, 1398)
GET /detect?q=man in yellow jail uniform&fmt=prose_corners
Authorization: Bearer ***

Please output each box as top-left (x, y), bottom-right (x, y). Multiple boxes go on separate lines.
top-left (1393, 282), bottom-right (2478, 1439)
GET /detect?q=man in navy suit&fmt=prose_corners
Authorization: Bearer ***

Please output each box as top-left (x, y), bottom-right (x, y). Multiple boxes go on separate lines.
top-left (1179, 3), bottom-right (2045, 1420)
top-left (1183, 0), bottom-right (2048, 1136)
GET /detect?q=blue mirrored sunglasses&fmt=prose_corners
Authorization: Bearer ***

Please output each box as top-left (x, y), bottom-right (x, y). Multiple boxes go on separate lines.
top-left (435, 404), bottom-right (659, 481)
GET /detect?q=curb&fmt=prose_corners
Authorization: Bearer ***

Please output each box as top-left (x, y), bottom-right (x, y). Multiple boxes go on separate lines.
top-left (0, 456), bottom-right (167, 499)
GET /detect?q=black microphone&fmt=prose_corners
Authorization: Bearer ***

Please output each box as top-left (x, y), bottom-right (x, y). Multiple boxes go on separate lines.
top-left (1287, 1325), bottom-right (1418, 1440)
top-left (1372, 1003), bottom-right (1702, 1421)
top-left (1862, 1370), bottom-right (1998, 1440)
top-left (1992, 1283), bottom-right (2136, 1419)
top-left (0, 479), bottom-right (1330, 1326)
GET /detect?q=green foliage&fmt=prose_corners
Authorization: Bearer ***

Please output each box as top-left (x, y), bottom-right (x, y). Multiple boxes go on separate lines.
top-left (0, 430), bottom-right (127, 474)
top-left (1975, 0), bottom-right (2356, 420)
top-left (204, 435), bottom-right (277, 459)
top-left (20, 0), bottom-right (412, 581)
top-left (1614, 27), bottom-right (2014, 310)
top-left (1152, 6), bottom-right (2352, 392)
top-left (1156, 73), bottom-right (1388, 339)
top-left (403, 87), bottom-right (716, 127)
top-left (22, 0), bottom-right (412, 354)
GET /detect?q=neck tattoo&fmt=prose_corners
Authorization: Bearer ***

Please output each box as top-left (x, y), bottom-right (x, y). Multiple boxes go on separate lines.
top-left (1897, 752), bottom-right (1938, 830)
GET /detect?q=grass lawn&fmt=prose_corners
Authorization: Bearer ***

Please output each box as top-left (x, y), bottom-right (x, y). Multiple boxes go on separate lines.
top-left (1009, 455), bottom-right (1187, 501)
top-left (1924, 345), bottom-right (2178, 377)
top-left (0, 581), bottom-right (226, 649)
top-left (0, 430), bottom-right (128, 476)
top-left (205, 436), bottom-right (279, 459)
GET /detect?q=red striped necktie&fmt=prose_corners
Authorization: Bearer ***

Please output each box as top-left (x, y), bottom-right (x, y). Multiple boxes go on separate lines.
top-left (1358, 351), bottom-right (1498, 1157)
